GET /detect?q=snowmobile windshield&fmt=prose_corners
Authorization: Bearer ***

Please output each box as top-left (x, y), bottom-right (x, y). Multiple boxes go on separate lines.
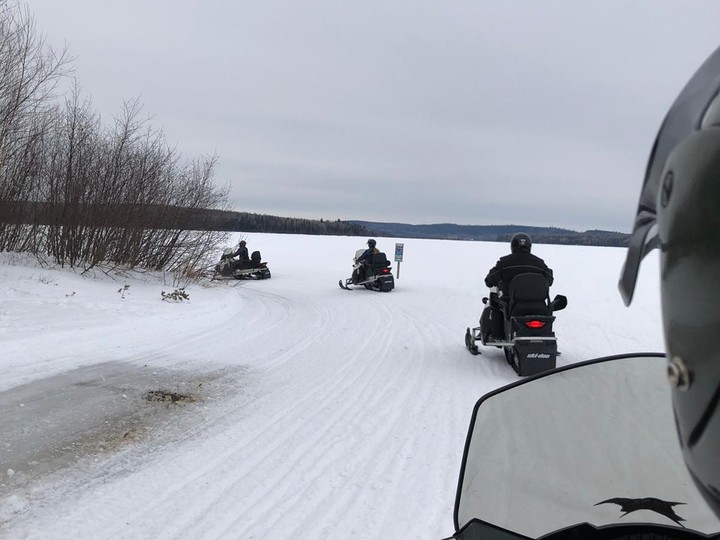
top-left (619, 44), bottom-right (720, 306)
top-left (453, 354), bottom-right (720, 539)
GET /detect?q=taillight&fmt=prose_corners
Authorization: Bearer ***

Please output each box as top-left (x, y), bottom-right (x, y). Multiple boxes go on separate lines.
top-left (525, 320), bottom-right (545, 329)
top-left (382, 268), bottom-right (390, 273)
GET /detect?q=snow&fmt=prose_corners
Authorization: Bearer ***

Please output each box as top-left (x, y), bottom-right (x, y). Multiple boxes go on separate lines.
top-left (0, 233), bottom-right (664, 539)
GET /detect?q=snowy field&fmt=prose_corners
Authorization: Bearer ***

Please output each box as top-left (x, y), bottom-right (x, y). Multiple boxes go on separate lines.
top-left (0, 233), bottom-right (664, 540)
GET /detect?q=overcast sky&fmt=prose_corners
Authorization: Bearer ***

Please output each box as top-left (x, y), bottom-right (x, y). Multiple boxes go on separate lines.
top-left (25, 0), bottom-right (720, 231)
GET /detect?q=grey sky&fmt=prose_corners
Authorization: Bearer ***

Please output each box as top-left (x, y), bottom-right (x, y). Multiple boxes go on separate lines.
top-left (26, 0), bottom-right (720, 231)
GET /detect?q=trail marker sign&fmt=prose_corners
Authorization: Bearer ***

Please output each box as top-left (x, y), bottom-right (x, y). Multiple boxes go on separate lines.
top-left (394, 243), bottom-right (404, 279)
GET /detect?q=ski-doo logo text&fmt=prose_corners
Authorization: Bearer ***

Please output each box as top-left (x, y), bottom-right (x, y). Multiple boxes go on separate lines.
top-left (527, 353), bottom-right (551, 359)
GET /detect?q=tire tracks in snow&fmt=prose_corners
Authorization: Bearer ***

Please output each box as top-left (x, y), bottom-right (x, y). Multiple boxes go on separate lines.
top-left (138, 294), bottom-right (393, 538)
top-left (81, 290), bottom-right (406, 539)
top-left (105, 287), bottom-right (503, 540)
top-left (59, 285), bottom-right (346, 539)
top-left (171, 293), bottom-right (476, 539)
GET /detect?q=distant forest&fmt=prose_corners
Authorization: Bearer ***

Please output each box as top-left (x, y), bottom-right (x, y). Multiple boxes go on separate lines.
top-left (2, 202), bottom-right (631, 247)
top-left (0, 201), bottom-right (373, 237)
top-left (350, 221), bottom-right (630, 247)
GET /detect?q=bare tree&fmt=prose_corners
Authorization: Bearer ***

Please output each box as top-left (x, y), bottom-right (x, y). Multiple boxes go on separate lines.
top-left (0, 1), bottom-right (70, 251)
top-left (0, 3), bottom-right (229, 278)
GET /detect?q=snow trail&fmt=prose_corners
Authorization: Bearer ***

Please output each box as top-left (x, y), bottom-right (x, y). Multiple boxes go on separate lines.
top-left (0, 234), bottom-right (662, 539)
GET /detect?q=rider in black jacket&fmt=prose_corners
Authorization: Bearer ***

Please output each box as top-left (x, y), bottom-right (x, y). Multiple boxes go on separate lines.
top-left (354, 239), bottom-right (379, 283)
top-left (481, 233), bottom-right (554, 339)
top-left (232, 240), bottom-right (250, 269)
top-left (484, 234), bottom-right (553, 294)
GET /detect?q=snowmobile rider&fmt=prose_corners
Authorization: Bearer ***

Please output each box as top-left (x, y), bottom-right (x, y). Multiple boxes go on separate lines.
top-left (619, 43), bottom-right (720, 519)
top-left (354, 239), bottom-right (380, 283)
top-left (480, 233), bottom-right (554, 339)
top-left (232, 240), bottom-right (250, 269)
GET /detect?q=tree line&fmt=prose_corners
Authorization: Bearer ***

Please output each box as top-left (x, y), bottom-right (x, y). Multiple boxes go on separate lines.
top-left (495, 230), bottom-right (630, 248)
top-left (1, 200), bottom-right (374, 236)
top-left (352, 221), bottom-right (630, 247)
top-left (213, 212), bottom-right (372, 236)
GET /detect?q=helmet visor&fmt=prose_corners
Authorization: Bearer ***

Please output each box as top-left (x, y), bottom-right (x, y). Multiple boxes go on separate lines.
top-left (619, 45), bottom-right (720, 305)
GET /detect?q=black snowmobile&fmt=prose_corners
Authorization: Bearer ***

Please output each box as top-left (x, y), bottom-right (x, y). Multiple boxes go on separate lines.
top-left (464, 273), bottom-right (567, 376)
top-left (213, 248), bottom-right (271, 280)
top-left (339, 249), bottom-right (394, 292)
top-left (443, 353), bottom-right (720, 540)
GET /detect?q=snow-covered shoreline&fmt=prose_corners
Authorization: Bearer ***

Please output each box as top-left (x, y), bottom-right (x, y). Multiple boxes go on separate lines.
top-left (0, 233), bottom-right (663, 539)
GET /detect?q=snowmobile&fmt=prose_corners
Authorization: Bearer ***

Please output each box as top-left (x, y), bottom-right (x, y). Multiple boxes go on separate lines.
top-left (464, 273), bottom-right (567, 376)
top-left (443, 353), bottom-right (720, 540)
top-left (213, 248), bottom-right (271, 280)
top-left (339, 249), bottom-right (394, 292)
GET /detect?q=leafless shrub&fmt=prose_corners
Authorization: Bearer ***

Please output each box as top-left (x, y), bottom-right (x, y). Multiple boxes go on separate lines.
top-left (0, 1), bottom-right (70, 252)
top-left (0, 3), bottom-right (228, 276)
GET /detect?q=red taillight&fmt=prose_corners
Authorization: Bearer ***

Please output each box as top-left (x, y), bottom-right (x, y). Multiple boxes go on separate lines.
top-left (525, 320), bottom-right (545, 329)
top-left (382, 268), bottom-right (390, 273)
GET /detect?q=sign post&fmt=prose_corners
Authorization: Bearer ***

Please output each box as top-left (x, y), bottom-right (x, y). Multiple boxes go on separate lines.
top-left (394, 243), bottom-right (404, 279)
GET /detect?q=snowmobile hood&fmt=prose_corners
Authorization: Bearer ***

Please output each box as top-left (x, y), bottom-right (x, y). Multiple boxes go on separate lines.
top-left (619, 44), bottom-right (720, 306)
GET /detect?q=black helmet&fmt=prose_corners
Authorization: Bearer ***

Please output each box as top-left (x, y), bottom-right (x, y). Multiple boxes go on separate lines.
top-left (510, 233), bottom-right (532, 253)
top-left (239, 240), bottom-right (246, 247)
top-left (619, 44), bottom-right (720, 517)
top-left (367, 239), bottom-right (376, 248)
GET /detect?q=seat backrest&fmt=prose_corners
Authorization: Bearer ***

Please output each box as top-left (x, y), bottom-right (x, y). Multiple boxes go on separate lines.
top-left (508, 273), bottom-right (551, 316)
top-left (372, 252), bottom-right (390, 268)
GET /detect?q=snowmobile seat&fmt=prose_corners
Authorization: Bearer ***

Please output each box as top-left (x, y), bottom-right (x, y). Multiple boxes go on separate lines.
top-left (251, 250), bottom-right (262, 266)
top-left (371, 252), bottom-right (390, 269)
top-left (507, 273), bottom-right (551, 317)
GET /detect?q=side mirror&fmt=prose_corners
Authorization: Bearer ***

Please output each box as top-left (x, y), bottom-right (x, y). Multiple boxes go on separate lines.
top-left (551, 294), bottom-right (567, 312)
top-left (482, 297), bottom-right (488, 305)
